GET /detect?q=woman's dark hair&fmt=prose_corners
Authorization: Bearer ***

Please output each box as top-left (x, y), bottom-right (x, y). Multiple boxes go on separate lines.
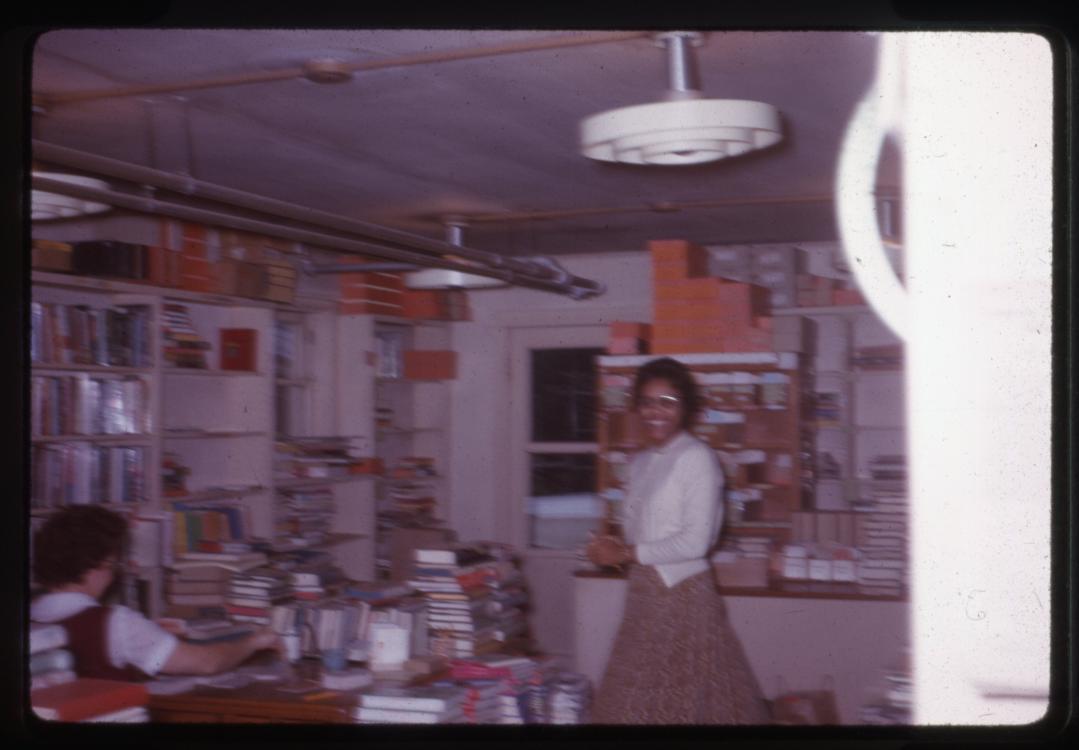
top-left (632, 356), bottom-right (701, 430)
top-left (33, 506), bottom-right (128, 588)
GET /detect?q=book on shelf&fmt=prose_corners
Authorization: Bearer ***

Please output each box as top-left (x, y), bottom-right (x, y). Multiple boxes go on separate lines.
top-left (357, 684), bottom-right (466, 713)
top-left (31, 678), bottom-right (149, 722)
top-left (353, 706), bottom-right (464, 724)
top-left (413, 544), bottom-right (495, 567)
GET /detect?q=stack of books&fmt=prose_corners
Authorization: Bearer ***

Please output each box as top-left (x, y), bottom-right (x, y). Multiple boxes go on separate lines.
top-left (408, 544), bottom-right (532, 659)
top-left (352, 685), bottom-right (468, 725)
top-left (854, 482), bottom-right (909, 597)
top-left (432, 678), bottom-right (504, 724)
top-left (383, 482), bottom-right (439, 526)
top-left (858, 648), bottom-right (913, 724)
top-left (161, 303), bottom-right (209, 369)
top-left (32, 678), bottom-right (150, 723)
top-left (274, 436), bottom-right (373, 479)
top-left (448, 654), bottom-right (547, 724)
top-left (164, 552), bottom-right (267, 617)
top-left (275, 486), bottom-right (335, 549)
top-left (29, 623), bottom-right (76, 691)
top-left (270, 597), bottom-right (374, 658)
top-left (226, 565), bottom-right (293, 625)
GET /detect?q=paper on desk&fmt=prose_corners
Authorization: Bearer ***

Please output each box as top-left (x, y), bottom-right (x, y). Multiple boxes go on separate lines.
top-left (199, 671), bottom-right (254, 689)
top-left (146, 675), bottom-right (201, 695)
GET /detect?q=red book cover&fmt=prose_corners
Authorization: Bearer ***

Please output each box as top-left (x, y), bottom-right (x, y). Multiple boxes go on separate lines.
top-left (31, 678), bottom-right (148, 722)
top-left (219, 328), bottom-right (257, 371)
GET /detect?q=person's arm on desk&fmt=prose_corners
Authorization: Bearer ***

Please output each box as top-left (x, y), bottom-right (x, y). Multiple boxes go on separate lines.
top-left (159, 626), bottom-right (284, 676)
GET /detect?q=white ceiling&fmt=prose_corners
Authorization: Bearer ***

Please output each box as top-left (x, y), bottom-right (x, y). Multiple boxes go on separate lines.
top-left (31, 28), bottom-right (888, 258)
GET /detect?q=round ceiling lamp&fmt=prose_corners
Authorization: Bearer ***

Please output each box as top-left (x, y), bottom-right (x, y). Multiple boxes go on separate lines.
top-left (32, 171), bottom-right (111, 221)
top-left (404, 220), bottom-right (507, 290)
top-left (580, 32), bottom-right (783, 166)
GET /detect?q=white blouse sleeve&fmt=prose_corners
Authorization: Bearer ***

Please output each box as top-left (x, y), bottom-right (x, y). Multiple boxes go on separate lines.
top-left (107, 606), bottom-right (179, 676)
top-left (634, 445), bottom-right (723, 566)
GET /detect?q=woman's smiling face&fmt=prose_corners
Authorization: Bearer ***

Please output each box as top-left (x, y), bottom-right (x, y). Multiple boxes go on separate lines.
top-left (637, 378), bottom-right (684, 446)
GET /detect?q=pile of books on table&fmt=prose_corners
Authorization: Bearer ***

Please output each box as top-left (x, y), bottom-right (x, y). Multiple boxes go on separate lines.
top-left (164, 550), bottom-right (267, 616)
top-left (29, 623), bottom-right (76, 691)
top-left (32, 678), bottom-right (150, 723)
top-left (407, 543), bottom-right (531, 659)
top-left (447, 654), bottom-right (553, 724)
top-left (226, 565), bottom-right (293, 626)
top-left (353, 685), bottom-right (469, 724)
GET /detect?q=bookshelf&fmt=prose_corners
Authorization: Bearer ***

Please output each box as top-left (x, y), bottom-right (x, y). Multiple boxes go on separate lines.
top-left (595, 351), bottom-right (810, 545)
top-left (29, 271), bottom-right (379, 615)
top-left (371, 318), bottom-right (454, 580)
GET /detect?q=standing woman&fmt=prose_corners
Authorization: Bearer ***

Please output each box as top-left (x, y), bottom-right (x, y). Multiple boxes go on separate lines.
top-left (588, 357), bottom-right (768, 724)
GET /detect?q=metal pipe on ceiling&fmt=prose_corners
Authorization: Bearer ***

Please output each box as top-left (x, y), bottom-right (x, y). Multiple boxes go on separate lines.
top-left (30, 173), bottom-right (604, 298)
top-left (33, 139), bottom-right (589, 286)
top-left (39, 31), bottom-right (652, 107)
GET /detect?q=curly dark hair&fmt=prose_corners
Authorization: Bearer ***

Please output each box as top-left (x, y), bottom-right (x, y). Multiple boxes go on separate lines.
top-left (632, 356), bottom-right (701, 430)
top-left (33, 506), bottom-right (128, 588)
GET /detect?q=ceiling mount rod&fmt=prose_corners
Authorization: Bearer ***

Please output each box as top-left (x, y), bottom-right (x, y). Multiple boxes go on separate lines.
top-left (39, 31), bottom-right (652, 107)
top-left (31, 139), bottom-right (576, 284)
top-left (30, 173), bottom-right (602, 298)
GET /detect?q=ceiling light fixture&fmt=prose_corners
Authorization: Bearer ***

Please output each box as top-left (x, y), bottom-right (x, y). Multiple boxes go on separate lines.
top-left (580, 32), bottom-right (783, 166)
top-left (404, 219), bottom-right (508, 290)
top-left (31, 171), bottom-right (112, 220)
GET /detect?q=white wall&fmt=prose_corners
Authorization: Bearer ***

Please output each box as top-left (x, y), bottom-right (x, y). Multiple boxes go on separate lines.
top-left (447, 249), bottom-right (653, 544)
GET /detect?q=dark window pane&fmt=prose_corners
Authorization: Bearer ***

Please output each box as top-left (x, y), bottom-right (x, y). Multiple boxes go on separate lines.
top-left (531, 347), bottom-right (604, 442)
top-left (529, 453), bottom-right (596, 496)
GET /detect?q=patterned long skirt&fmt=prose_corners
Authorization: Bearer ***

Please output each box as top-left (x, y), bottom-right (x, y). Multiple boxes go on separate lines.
top-left (591, 565), bottom-right (769, 725)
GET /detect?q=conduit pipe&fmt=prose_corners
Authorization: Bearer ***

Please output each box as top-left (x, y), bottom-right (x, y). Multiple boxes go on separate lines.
top-left (32, 139), bottom-right (596, 291)
top-left (30, 172), bottom-right (604, 298)
top-left (39, 32), bottom-right (652, 107)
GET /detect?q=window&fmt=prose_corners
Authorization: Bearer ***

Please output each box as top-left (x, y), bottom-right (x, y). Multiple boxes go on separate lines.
top-left (526, 346), bottom-right (605, 550)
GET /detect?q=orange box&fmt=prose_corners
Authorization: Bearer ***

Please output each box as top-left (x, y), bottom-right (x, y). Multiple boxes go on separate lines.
top-left (653, 301), bottom-right (746, 323)
top-left (716, 282), bottom-right (771, 319)
top-left (338, 300), bottom-right (401, 315)
top-left (832, 288), bottom-right (865, 305)
top-left (402, 290), bottom-right (448, 320)
top-left (652, 321), bottom-right (715, 341)
top-left (648, 239), bottom-right (708, 267)
top-left (340, 284), bottom-right (403, 305)
top-left (403, 350), bottom-right (457, 380)
top-left (755, 316), bottom-right (773, 331)
top-left (608, 336), bottom-right (647, 355)
top-left (653, 277), bottom-right (726, 302)
top-left (609, 321), bottom-right (652, 339)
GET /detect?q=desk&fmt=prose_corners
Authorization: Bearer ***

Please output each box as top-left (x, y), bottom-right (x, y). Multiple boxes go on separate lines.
top-left (149, 660), bottom-right (356, 723)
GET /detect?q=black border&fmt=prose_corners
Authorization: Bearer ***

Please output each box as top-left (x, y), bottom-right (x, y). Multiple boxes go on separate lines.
top-left (3, 1), bottom-right (1076, 747)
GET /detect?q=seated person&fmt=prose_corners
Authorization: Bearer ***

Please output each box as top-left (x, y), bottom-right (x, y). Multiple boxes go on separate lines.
top-left (31, 505), bottom-right (283, 680)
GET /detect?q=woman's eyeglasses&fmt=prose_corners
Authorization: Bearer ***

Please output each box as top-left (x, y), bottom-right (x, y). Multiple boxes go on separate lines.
top-left (637, 395), bottom-right (681, 410)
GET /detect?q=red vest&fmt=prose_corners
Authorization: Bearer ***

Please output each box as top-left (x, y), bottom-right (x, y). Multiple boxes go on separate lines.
top-left (56, 605), bottom-right (148, 682)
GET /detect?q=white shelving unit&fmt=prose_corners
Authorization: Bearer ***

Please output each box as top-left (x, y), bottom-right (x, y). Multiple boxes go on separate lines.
top-left (29, 270), bottom-right (380, 614)
top-left (775, 305), bottom-right (906, 510)
top-left (371, 317), bottom-right (454, 579)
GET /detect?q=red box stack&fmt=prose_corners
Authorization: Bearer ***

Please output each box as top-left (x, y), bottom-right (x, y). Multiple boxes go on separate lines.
top-left (649, 239), bottom-right (774, 354)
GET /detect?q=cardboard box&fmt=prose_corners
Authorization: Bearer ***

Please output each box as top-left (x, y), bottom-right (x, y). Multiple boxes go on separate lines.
top-left (712, 554), bottom-right (769, 588)
top-left (832, 288), bottom-right (865, 305)
top-left (652, 277), bottom-right (726, 302)
top-left (219, 328), bottom-right (257, 371)
top-left (339, 299), bottom-right (401, 316)
top-left (647, 239), bottom-right (709, 271)
top-left (403, 350), bottom-right (457, 380)
top-left (31, 240), bottom-right (73, 272)
top-left (401, 290), bottom-right (448, 320)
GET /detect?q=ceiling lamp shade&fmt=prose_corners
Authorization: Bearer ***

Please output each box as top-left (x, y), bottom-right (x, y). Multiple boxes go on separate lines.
top-left (32, 172), bottom-right (111, 220)
top-left (404, 220), bottom-right (507, 290)
top-left (580, 32), bottom-right (783, 166)
top-left (404, 267), bottom-right (506, 289)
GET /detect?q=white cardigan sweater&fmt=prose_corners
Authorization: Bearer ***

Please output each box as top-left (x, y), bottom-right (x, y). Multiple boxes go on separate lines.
top-left (621, 430), bottom-right (724, 588)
